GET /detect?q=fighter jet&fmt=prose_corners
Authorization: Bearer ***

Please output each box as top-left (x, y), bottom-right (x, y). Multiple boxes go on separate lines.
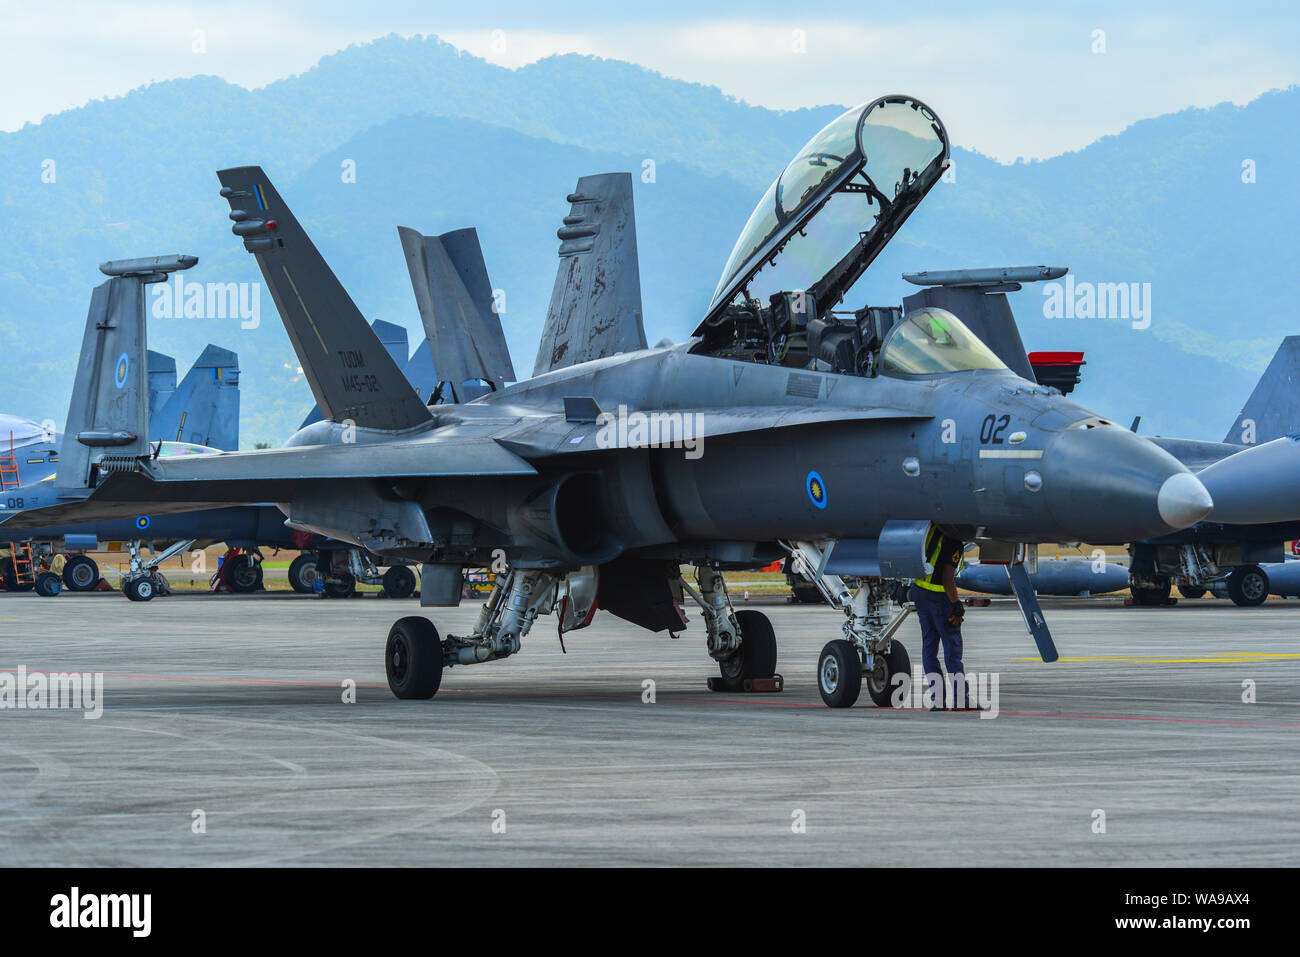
top-left (908, 270), bottom-right (1300, 607)
top-left (0, 256), bottom-right (435, 601)
top-left (1122, 338), bottom-right (1300, 604)
top-left (0, 415), bottom-right (60, 489)
top-left (0, 341), bottom-right (237, 497)
top-left (2, 95), bottom-right (1214, 706)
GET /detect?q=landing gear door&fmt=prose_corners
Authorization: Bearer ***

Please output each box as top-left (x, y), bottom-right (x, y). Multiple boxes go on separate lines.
top-left (559, 565), bottom-right (600, 633)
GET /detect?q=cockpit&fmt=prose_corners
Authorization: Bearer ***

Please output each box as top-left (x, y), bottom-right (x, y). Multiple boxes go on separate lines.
top-left (877, 307), bottom-right (1006, 375)
top-left (691, 95), bottom-right (975, 379)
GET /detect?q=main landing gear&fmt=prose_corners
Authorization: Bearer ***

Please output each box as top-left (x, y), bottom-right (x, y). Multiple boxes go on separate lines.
top-left (121, 538), bottom-right (195, 602)
top-left (380, 561), bottom-right (785, 702)
top-left (385, 566), bottom-right (559, 699)
top-left (680, 566), bottom-right (781, 692)
top-left (788, 541), bottom-right (913, 709)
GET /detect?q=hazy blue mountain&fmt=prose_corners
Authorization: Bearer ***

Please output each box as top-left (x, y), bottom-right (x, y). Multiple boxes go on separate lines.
top-left (0, 33), bottom-right (1294, 444)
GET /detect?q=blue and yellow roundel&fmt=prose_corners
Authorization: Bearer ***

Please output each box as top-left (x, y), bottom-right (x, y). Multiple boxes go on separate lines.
top-left (114, 353), bottom-right (130, 389)
top-left (806, 471), bottom-right (827, 509)
top-left (135, 515), bottom-right (150, 530)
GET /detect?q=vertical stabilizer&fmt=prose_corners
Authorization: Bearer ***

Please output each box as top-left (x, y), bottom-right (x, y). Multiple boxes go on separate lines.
top-left (1223, 337), bottom-right (1300, 445)
top-left (59, 257), bottom-right (200, 488)
top-left (532, 173), bottom-right (646, 376)
top-left (300, 320), bottom-right (410, 429)
top-left (399, 226), bottom-right (516, 401)
top-left (147, 351), bottom-right (177, 421)
top-left (217, 166), bottom-right (431, 431)
top-left (155, 344), bottom-right (241, 449)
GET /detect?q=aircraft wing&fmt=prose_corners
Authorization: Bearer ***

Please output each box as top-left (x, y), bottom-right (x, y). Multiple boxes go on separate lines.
top-left (0, 435), bottom-right (536, 532)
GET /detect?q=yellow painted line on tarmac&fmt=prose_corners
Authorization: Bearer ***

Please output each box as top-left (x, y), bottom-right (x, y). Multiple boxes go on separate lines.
top-left (1015, 653), bottom-right (1300, 664)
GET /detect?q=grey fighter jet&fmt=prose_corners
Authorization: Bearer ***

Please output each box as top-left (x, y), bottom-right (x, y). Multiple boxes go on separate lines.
top-left (1, 95), bottom-right (1214, 707)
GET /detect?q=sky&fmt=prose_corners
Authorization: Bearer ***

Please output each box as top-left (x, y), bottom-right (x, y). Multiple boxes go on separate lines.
top-left (1, 0), bottom-right (1297, 161)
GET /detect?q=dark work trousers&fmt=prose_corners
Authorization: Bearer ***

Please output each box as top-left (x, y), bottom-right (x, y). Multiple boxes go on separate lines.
top-left (911, 585), bottom-right (965, 707)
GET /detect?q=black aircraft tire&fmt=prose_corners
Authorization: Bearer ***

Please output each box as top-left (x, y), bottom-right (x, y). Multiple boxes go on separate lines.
top-left (225, 554), bottom-right (261, 593)
top-left (125, 577), bottom-right (155, 602)
top-left (63, 555), bottom-right (100, 592)
top-left (817, 639), bottom-right (863, 708)
top-left (324, 571), bottom-right (356, 599)
top-left (287, 553), bottom-right (318, 594)
top-left (1227, 565), bottom-right (1269, 607)
top-left (1177, 584), bottom-right (1208, 600)
top-left (1130, 576), bottom-right (1171, 606)
top-left (35, 572), bottom-right (63, 597)
top-left (733, 609), bottom-right (777, 678)
top-left (386, 616), bottom-right (443, 699)
top-left (382, 565), bottom-right (417, 600)
top-left (867, 640), bottom-right (911, 708)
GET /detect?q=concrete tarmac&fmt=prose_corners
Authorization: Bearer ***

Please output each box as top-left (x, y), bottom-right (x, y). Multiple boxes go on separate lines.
top-left (0, 591), bottom-right (1296, 866)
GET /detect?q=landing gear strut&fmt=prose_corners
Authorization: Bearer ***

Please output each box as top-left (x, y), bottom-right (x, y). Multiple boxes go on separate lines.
top-left (788, 541), bottom-right (913, 709)
top-left (121, 538), bottom-right (194, 602)
top-left (681, 566), bottom-right (781, 691)
top-left (382, 565), bottom-right (559, 699)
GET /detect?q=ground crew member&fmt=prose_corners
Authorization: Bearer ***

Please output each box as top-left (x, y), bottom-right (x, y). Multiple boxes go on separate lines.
top-left (910, 527), bottom-right (971, 710)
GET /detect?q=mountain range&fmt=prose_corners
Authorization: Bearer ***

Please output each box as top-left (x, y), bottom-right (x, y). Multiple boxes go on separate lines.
top-left (0, 33), bottom-right (1294, 445)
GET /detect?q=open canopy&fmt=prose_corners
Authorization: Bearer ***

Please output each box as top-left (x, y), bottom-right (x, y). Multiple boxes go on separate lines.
top-left (696, 95), bottom-right (949, 333)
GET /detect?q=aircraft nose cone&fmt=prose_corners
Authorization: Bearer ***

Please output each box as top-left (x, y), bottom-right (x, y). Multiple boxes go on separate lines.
top-left (1156, 472), bottom-right (1214, 528)
top-left (1040, 426), bottom-right (1211, 542)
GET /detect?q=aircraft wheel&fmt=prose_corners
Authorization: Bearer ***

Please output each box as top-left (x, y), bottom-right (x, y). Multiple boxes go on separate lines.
top-left (817, 639), bottom-right (862, 708)
top-left (324, 570), bottom-right (356, 599)
top-left (866, 640), bottom-right (911, 708)
top-left (382, 564), bottom-right (417, 599)
top-left (35, 572), bottom-right (63, 597)
top-left (63, 555), bottom-right (100, 592)
top-left (125, 577), bottom-right (156, 602)
top-left (287, 553), bottom-right (318, 594)
top-left (1130, 576), bottom-right (1171, 606)
top-left (718, 609), bottom-right (778, 681)
top-left (226, 554), bottom-right (262, 593)
top-left (386, 616), bottom-right (443, 699)
top-left (1177, 584), bottom-right (1207, 600)
top-left (1227, 565), bottom-right (1269, 607)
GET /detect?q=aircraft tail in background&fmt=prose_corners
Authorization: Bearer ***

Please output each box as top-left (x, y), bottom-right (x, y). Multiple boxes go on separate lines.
top-left (58, 255), bottom-right (196, 490)
top-left (147, 350), bottom-right (177, 421)
top-left (399, 226), bottom-right (516, 402)
top-left (532, 173), bottom-right (646, 376)
top-left (155, 345), bottom-right (240, 450)
top-left (1223, 336), bottom-right (1300, 445)
top-left (217, 166), bottom-right (432, 432)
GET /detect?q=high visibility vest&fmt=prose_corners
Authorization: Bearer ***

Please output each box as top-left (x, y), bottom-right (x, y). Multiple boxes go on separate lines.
top-left (916, 528), bottom-right (962, 592)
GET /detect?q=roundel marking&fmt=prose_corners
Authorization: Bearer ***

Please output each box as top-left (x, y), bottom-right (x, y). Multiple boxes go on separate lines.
top-left (114, 353), bottom-right (130, 389)
top-left (135, 515), bottom-right (151, 530)
top-left (806, 471), bottom-right (827, 509)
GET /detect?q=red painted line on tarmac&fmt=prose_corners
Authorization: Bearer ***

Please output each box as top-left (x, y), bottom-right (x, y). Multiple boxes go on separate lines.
top-left (5, 668), bottom-right (1297, 727)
